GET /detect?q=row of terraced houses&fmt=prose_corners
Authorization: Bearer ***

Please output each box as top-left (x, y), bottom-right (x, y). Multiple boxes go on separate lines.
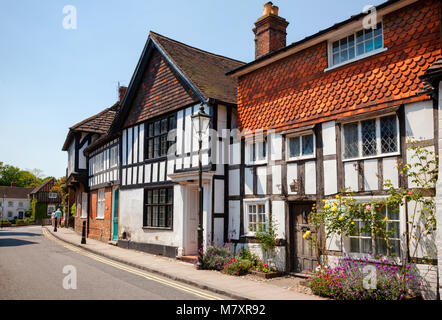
top-left (62, 0), bottom-right (442, 299)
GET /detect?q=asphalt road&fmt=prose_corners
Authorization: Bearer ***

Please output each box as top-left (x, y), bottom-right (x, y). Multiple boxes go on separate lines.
top-left (0, 226), bottom-right (225, 300)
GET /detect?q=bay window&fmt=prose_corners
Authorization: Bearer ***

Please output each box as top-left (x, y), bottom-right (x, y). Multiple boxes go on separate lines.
top-left (342, 114), bottom-right (399, 160)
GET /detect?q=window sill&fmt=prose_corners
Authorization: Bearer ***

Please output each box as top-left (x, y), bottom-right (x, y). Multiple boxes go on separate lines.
top-left (95, 217), bottom-right (105, 220)
top-left (286, 155), bottom-right (316, 162)
top-left (342, 151), bottom-right (400, 163)
top-left (343, 252), bottom-right (402, 265)
top-left (324, 47), bottom-right (388, 72)
top-left (142, 226), bottom-right (173, 231)
top-left (246, 160), bottom-right (268, 166)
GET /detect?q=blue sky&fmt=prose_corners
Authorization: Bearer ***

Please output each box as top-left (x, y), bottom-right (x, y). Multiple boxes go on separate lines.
top-left (0, 0), bottom-right (385, 179)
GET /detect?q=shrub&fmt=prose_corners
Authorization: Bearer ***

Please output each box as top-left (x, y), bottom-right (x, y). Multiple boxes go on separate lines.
top-left (308, 255), bottom-right (418, 300)
top-left (238, 249), bottom-right (260, 266)
top-left (198, 244), bottom-right (234, 271)
top-left (221, 257), bottom-right (253, 276)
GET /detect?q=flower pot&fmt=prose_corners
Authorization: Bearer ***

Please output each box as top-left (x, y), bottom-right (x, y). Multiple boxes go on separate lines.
top-left (251, 270), bottom-right (282, 279)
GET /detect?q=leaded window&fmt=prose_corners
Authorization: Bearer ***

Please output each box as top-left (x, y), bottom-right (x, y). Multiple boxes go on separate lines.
top-left (144, 187), bottom-right (173, 228)
top-left (380, 115), bottom-right (398, 154)
top-left (343, 115), bottom-right (399, 160)
top-left (361, 119), bottom-right (376, 156)
top-left (146, 115), bottom-right (176, 160)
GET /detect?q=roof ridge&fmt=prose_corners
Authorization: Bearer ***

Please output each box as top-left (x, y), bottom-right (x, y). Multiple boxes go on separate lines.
top-left (70, 107), bottom-right (111, 130)
top-left (30, 178), bottom-right (54, 194)
top-left (149, 31), bottom-right (245, 65)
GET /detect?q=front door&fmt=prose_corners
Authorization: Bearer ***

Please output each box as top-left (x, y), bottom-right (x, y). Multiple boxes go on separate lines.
top-left (112, 188), bottom-right (119, 241)
top-left (290, 202), bottom-right (317, 274)
top-left (184, 186), bottom-right (199, 255)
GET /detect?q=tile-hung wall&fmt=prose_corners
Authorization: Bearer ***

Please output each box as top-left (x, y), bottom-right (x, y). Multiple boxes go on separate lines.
top-left (226, 99), bottom-right (437, 274)
top-left (89, 138), bottom-right (120, 189)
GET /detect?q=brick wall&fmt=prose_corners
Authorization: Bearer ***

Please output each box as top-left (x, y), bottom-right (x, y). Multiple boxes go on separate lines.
top-left (87, 187), bottom-right (113, 242)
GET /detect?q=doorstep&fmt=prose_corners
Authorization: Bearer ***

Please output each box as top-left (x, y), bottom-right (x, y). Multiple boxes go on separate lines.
top-left (177, 255), bottom-right (198, 264)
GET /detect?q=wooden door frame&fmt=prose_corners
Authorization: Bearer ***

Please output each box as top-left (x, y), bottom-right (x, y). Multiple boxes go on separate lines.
top-left (184, 185), bottom-right (199, 255)
top-left (111, 187), bottom-right (119, 241)
top-left (288, 200), bottom-right (316, 274)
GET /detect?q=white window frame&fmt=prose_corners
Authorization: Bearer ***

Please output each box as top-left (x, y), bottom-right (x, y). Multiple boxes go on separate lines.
top-left (286, 131), bottom-right (316, 161)
top-left (325, 21), bottom-right (388, 72)
top-left (341, 113), bottom-right (400, 162)
top-left (48, 192), bottom-right (57, 199)
top-left (81, 192), bottom-right (88, 218)
top-left (8, 201), bottom-right (13, 207)
top-left (243, 198), bottom-right (270, 237)
top-left (110, 145), bottom-right (119, 168)
top-left (337, 196), bottom-right (406, 264)
top-left (96, 189), bottom-right (105, 219)
top-left (245, 139), bottom-right (267, 165)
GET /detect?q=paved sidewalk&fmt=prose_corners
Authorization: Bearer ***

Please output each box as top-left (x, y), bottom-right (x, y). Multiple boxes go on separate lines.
top-left (43, 226), bottom-right (322, 300)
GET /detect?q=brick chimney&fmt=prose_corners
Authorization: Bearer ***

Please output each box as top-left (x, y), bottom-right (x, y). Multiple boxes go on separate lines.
top-left (10, 182), bottom-right (17, 187)
top-left (253, 2), bottom-right (289, 59)
top-left (118, 86), bottom-right (128, 103)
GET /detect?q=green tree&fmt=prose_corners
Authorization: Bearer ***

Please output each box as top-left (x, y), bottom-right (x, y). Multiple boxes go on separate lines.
top-left (0, 162), bottom-right (47, 187)
top-left (0, 162), bottom-right (21, 186)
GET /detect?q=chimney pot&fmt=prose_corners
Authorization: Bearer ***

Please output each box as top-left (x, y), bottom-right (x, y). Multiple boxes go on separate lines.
top-left (263, 2), bottom-right (273, 16)
top-left (271, 5), bottom-right (279, 16)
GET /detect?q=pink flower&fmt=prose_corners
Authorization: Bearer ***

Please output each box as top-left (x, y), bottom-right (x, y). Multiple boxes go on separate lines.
top-left (408, 191), bottom-right (413, 196)
top-left (365, 205), bottom-right (371, 211)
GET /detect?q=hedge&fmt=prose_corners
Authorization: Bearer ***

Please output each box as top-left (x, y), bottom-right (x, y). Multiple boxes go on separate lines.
top-left (31, 198), bottom-right (48, 220)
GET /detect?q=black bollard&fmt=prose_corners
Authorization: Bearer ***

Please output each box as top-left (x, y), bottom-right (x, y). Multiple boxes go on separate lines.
top-left (54, 218), bottom-right (57, 232)
top-left (81, 220), bottom-right (86, 244)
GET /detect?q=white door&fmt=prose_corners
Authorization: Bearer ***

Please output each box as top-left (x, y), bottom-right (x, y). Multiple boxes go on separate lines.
top-left (184, 187), bottom-right (199, 255)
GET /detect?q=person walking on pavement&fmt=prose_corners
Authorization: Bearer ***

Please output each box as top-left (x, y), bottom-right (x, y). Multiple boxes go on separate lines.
top-left (54, 207), bottom-right (62, 232)
top-left (51, 210), bottom-right (56, 228)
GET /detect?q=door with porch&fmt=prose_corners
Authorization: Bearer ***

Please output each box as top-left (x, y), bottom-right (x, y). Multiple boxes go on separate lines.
top-left (112, 188), bottom-right (119, 241)
top-left (289, 202), bottom-right (317, 274)
top-left (184, 186), bottom-right (199, 255)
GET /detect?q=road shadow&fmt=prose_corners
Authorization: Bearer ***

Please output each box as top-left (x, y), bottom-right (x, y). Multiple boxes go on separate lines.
top-left (0, 238), bottom-right (38, 247)
top-left (0, 232), bottom-right (41, 238)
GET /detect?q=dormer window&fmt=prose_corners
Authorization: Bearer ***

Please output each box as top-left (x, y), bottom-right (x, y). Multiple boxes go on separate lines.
top-left (329, 22), bottom-right (384, 69)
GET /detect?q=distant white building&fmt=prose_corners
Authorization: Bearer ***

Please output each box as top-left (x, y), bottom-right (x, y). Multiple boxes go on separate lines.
top-left (0, 186), bottom-right (33, 220)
